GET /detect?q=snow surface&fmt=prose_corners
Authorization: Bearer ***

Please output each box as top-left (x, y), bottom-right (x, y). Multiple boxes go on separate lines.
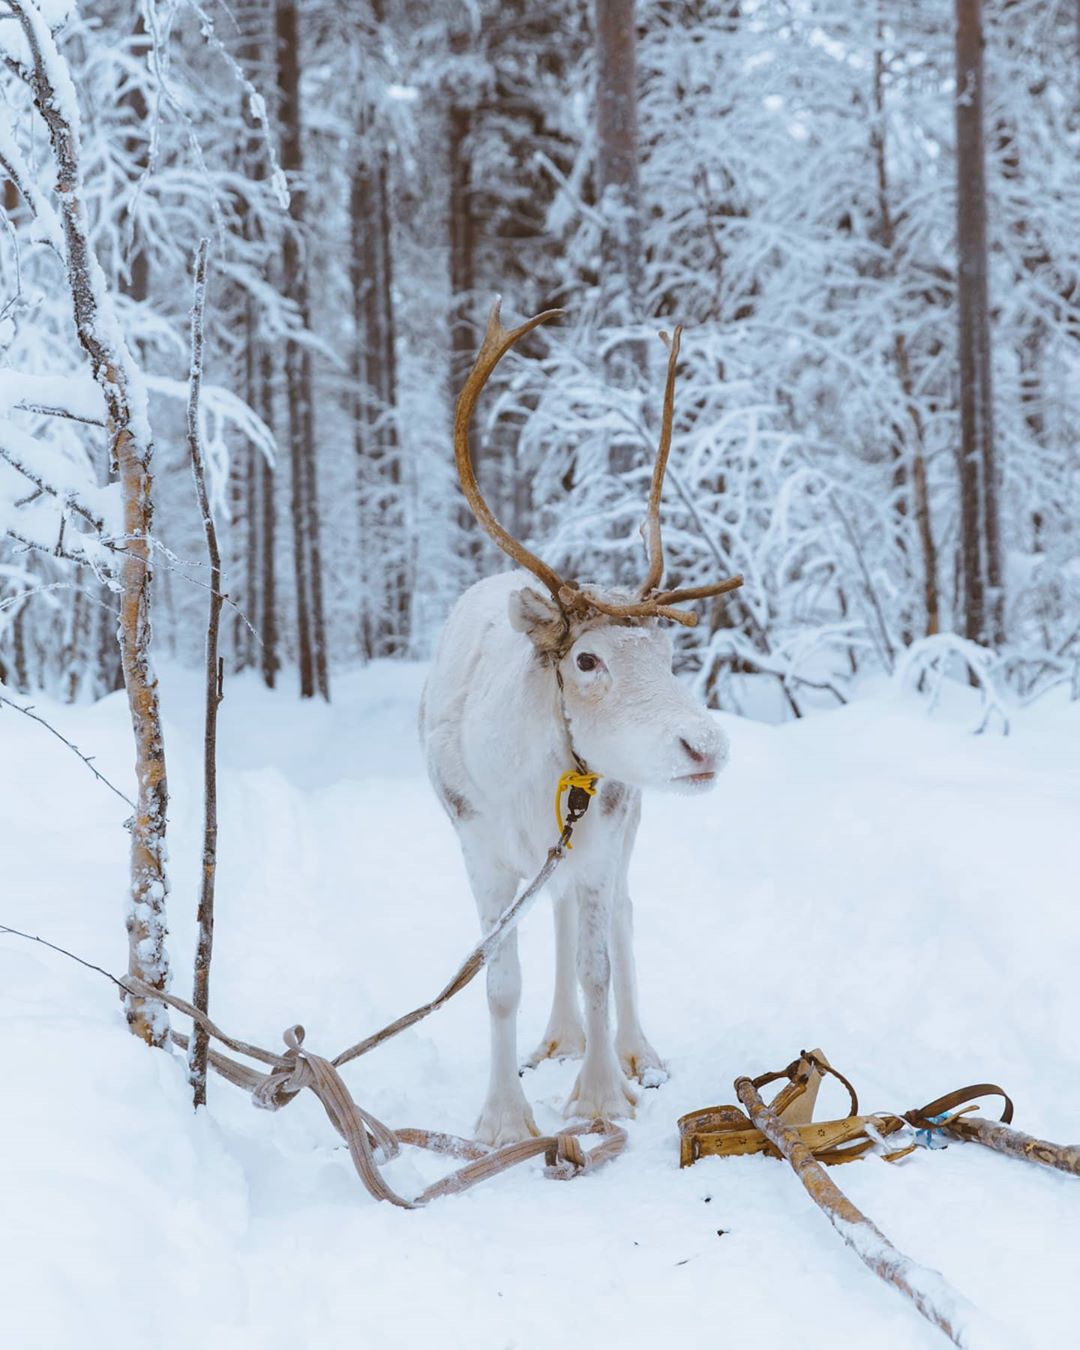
top-left (1, 664), bottom-right (1078, 1348)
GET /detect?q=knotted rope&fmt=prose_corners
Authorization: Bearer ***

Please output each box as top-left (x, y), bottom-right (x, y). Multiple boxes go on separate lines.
top-left (3, 703), bottom-right (622, 1206)
top-left (118, 966), bottom-right (625, 1208)
top-left (94, 781), bottom-right (620, 1208)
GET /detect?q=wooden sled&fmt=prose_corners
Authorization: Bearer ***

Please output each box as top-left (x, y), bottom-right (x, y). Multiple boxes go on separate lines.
top-left (677, 1049), bottom-right (1074, 1345)
top-left (679, 1049), bottom-right (914, 1168)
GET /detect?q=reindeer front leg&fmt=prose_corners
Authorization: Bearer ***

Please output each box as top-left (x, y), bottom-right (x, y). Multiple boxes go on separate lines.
top-left (612, 881), bottom-right (667, 1087)
top-left (603, 792), bottom-right (665, 1085)
top-left (565, 878), bottom-right (639, 1122)
top-left (464, 847), bottom-right (539, 1146)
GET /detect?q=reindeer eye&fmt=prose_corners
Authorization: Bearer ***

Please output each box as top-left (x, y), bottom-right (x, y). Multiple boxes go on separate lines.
top-left (576, 653), bottom-right (598, 672)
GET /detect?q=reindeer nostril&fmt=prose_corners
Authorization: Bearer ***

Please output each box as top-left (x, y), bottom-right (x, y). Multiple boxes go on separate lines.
top-left (680, 737), bottom-right (707, 764)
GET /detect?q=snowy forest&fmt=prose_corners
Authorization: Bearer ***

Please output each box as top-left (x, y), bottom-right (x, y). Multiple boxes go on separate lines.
top-left (3, 2), bottom-right (1079, 1347)
top-left (3, 0), bottom-right (1077, 714)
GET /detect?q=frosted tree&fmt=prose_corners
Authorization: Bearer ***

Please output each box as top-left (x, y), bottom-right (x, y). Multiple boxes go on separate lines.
top-left (1, 0), bottom-right (171, 1043)
top-left (954, 0), bottom-right (1002, 648)
top-left (3, 0), bottom-right (1078, 716)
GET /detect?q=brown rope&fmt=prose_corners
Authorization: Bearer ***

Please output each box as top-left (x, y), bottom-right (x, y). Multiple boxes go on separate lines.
top-left (332, 832), bottom-right (571, 1070)
top-left (116, 809), bottom-right (628, 1208)
top-left (164, 1015), bottom-right (624, 1208)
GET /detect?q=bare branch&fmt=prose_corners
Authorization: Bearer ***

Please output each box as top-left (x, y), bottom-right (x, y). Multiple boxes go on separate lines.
top-left (0, 922), bottom-right (130, 994)
top-left (0, 694), bottom-right (135, 808)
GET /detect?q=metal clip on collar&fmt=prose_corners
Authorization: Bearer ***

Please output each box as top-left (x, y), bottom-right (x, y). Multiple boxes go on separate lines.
top-left (555, 770), bottom-right (600, 847)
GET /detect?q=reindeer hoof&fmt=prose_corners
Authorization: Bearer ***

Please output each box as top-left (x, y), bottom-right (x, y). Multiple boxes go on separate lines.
top-left (475, 1097), bottom-right (540, 1147)
top-left (523, 1026), bottom-right (587, 1071)
top-left (617, 1040), bottom-right (668, 1087)
top-left (564, 1066), bottom-right (639, 1123)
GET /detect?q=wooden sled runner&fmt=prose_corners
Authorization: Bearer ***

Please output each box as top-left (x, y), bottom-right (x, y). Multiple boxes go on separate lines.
top-left (679, 1049), bottom-right (1078, 1347)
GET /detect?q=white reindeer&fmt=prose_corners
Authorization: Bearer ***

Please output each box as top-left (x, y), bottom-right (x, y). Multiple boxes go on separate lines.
top-left (421, 304), bottom-right (741, 1146)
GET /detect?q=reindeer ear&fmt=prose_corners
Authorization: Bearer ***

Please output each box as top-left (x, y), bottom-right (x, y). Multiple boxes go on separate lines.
top-left (508, 586), bottom-right (566, 653)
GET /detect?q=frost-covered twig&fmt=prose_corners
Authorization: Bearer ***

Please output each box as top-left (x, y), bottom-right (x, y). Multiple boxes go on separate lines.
top-left (184, 238), bottom-right (222, 1109)
top-left (0, 440), bottom-right (106, 532)
top-left (0, 923), bottom-right (131, 993)
top-left (896, 635), bottom-right (1010, 735)
top-left (0, 694), bottom-right (135, 807)
top-left (4, 526), bottom-right (97, 568)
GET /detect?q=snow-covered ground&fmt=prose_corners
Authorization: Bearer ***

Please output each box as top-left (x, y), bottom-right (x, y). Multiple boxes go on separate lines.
top-left (2, 663), bottom-right (1078, 1349)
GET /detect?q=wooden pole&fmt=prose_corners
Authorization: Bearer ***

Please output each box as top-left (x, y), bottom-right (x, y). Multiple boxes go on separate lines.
top-left (734, 1074), bottom-right (983, 1347)
top-left (954, 0), bottom-right (1003, 646)
top-left (946, 1116), bottom-right (1080, 1177)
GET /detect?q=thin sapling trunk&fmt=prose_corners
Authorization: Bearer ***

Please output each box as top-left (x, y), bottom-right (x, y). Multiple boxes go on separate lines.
top-left (7, 0), bottom-right (171, 1044)
top-left (184, 239), bottom-right (223, 1107)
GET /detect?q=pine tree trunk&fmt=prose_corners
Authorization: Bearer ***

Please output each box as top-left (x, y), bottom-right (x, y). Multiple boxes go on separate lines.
top-left (119, 13), bottom-right (150, 312)
top-left (238, 346), bottom-right (259, 673)
top-left (872, 27), bottom-right (940, 638)
top-left (447, 93), bottom-right (483, 573)
top-left (447, 103), bottom-right (476, 399)
top-left (352, 119), bottom-right (401, 659)
top-left (238, 8), bottom-right (278, 688)
top-left (996, 3), bottom-right (1046, 558)
top-left (595, 0), bottom-right (645, 389)
top-left (275, 0), bottom-right (328, 699)
top-left (258, 346), bottom-right (278, 688)
top-left (954, 0), bottom-right (1003, 646)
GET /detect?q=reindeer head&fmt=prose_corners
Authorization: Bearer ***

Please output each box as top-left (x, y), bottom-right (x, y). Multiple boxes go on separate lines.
top-left (454, 300), bottom-right (743, 792)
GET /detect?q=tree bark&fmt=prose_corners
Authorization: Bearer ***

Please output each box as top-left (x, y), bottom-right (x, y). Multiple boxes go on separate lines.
top-left (351, 104), bottom-right (402, 658)
top-left (237, 7), bottom-right (278, 687)
top-left (447, 91), bottom-right (485, 572)
top-left (954, 0), bottom-right (1003, 646)
top-left (872, 22), bottom-right (940, 638)
top-left (275, 0), bottom-right (329, 699)
top-left (258, 345), bottom-right (278, 688)
top-left (996, 1), bottom-right (1047, 557)
top-left (10, 1), bottom-right (171, 1045)
top-left (595, 0), bottom-right (645, 389)
top-left (118, 12), bottom-right (150, 312)
top-left (447, 103), bottom-right (476, 402)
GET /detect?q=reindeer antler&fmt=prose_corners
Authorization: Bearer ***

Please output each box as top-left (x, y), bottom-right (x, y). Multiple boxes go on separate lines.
top-left (578, 325), bottom-right (744, 625)
top-left (454, 299), bottom-right (569, 602)
top-left (640, 325), bottom-right (682, 598)
top-left (454, 300), bottom-right (743, 627)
